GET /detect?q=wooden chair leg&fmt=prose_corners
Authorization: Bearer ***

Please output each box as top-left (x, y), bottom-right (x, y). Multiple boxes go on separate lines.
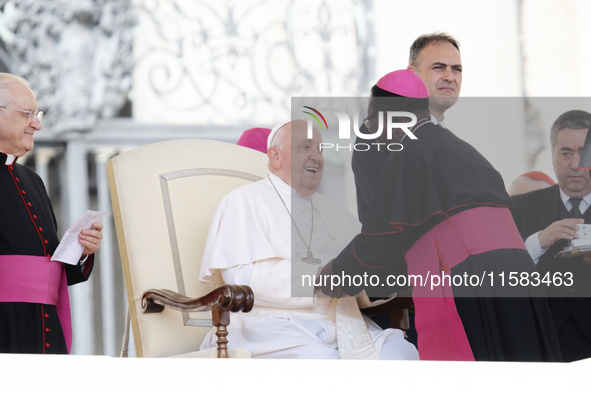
top-left (389, 308), bottom-right (410, 338)
top-left (212, 305), bottom-right (230, 358)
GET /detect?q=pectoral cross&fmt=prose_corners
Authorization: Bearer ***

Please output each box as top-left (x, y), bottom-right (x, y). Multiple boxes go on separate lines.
top-left (302, 250), bottom-right (321, 265)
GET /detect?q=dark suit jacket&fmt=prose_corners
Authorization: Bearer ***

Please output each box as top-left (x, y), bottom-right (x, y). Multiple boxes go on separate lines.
top-left (512, 184), bottom-right (591, 360)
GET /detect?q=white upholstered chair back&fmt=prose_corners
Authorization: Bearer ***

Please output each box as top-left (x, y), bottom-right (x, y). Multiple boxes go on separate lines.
top-left (107, 139), bottom-right (268, 357)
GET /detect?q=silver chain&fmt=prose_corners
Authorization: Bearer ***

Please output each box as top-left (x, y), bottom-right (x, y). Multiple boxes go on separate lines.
top-left (268, 174), bottom-right (314, 253)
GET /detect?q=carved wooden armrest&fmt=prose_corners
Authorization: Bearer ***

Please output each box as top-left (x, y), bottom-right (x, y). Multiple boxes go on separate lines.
top-left (142, 285), bottom-right (254, 358)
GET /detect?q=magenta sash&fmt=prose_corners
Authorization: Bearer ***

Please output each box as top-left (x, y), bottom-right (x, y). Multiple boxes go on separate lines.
top-left (404, 206), bottom-right (526, 361)
top-left (0, 255), bottom-right (72, 353)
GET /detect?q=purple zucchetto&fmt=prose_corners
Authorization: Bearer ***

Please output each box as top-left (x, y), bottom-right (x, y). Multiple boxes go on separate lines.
top-left (376, 69), bottom-right (429, 98)
top-left (237, 127), bottom-right (272, 153)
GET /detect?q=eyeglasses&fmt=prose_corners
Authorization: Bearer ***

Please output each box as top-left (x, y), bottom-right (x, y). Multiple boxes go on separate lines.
top-left (362, 112), bottom-right (380, 129)
top-left (0, 105), bottom-right (43, 122)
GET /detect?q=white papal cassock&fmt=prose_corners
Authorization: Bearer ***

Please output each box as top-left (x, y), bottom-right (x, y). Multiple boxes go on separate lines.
top-left (199, 173), bottom-right (418, 360)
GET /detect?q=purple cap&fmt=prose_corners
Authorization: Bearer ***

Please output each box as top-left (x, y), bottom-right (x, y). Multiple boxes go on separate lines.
top-left (237, 127), bottom-right (272, 153)
top-left (376, 69), bottom-right (429, 98)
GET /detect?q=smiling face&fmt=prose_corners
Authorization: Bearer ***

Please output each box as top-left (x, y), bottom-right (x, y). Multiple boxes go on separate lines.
top-left (552, 128), bottom-right (591, 198)
top-left (0, 81), bottom-right (42, 157)
top-left (290, 123), bottom-right (323, 196)
top-left (409, 41), bottom-right (462, 121)
top-left (267, 120), bottom-right (324, 196)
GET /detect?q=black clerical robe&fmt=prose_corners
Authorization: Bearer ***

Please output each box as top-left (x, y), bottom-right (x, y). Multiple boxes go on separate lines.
top-left (0, 152), bottom-right (93, 354)
top-left (331, 122), bottom-right (561, 361)
top-left (351, 132), bottom-right (388, 221)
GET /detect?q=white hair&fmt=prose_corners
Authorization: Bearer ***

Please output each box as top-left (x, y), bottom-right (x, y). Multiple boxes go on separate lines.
top-left (0, 73), bottom-right (30, 90)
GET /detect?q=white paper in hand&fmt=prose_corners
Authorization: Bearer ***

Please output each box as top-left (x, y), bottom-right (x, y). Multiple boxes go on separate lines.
top-left (51, 210), bottom-right (110, 265)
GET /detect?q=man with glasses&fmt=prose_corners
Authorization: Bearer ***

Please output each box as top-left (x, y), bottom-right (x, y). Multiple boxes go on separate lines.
top-left (0, 72), bottom-right (103, 354)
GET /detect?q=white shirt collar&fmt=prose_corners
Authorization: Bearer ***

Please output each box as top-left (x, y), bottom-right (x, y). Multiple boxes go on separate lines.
top-left (3, 153), bottom-right (16, 166)
top-left (431, 114), bottom-right (445, 128)
top-left (559, 187), bottom-right (591, 214)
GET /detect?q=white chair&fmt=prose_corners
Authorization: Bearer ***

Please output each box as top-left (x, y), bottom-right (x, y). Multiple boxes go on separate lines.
top-left (107, 139), bottom-right (268, 358)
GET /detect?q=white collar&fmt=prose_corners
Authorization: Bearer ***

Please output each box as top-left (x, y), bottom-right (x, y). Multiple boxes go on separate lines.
top-left (559, 187), bottom-right (591, 210)
top-left (268, 172), bottom-right (291, 194)
top-left (3, 154), bottom-right (16, 166)
top-left (431, 113), bottom-right (445, 127)
top-left (267, 172), bottom-right (315, 204)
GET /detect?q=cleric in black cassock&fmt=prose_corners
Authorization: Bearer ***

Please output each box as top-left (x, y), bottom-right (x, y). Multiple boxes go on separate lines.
top-left (318, 69), bottom-right (561, 362)
top-left (0, 73), bottom-right (102, 354)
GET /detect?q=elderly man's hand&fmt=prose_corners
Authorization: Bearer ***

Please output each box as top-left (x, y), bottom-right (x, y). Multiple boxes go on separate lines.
top-left (315, 259), bottom-right (347, 298)
top-left (79, 222), bottom-right (103, 257)
top-left (538, 218), bottom-right (584, 249)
